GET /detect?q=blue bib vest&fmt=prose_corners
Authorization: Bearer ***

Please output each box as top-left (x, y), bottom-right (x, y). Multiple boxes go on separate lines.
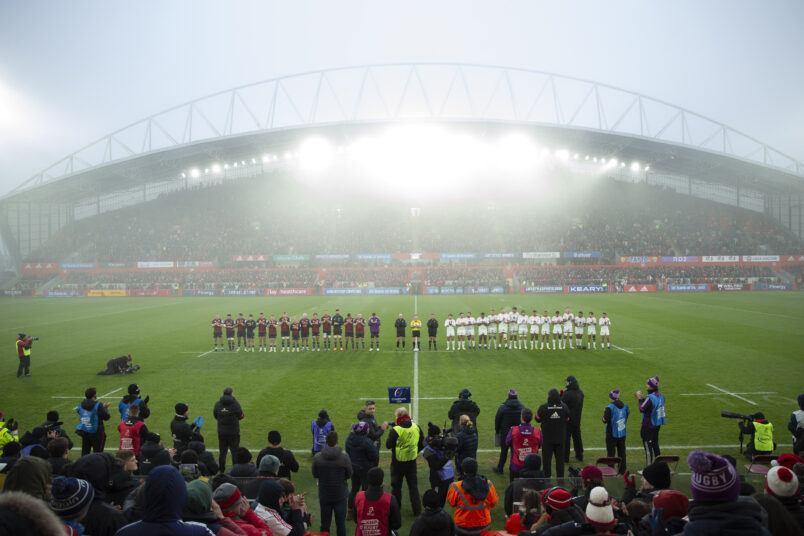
top-left (606, 403), bottom-right (629, 438)
top-left (312, 420), bottom-right (333, 452)
top-left (647, 393), bottom-right (666, 426)
top-left (77, 401), bottom-right (101, 433)
top-left (119, 397), bottom-right (142, 421)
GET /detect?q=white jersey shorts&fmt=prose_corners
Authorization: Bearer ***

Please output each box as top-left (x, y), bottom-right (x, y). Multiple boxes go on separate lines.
top-left (478, 325), bottom-right (488, 336)
top-left (446, 327), bottom-right (455, 337)
top-left (600, 327), bottom-right (610, 336)
top-left (552, 324), bottom-right (563, 335)
top-left (488, 324), bottom-right (498, 334)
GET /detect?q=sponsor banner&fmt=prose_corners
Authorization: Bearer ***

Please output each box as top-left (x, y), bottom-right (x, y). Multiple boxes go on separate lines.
top-left (624, 284), bottom-right (657, 293)
top-left (222, 289), bottom-right (261, 296)
top-left (265, 288), bottom-right (313, 296)
top-left (783, 255), bottom-right (804, 263)
top-left (716, 283), bottom-right (748, 291)
top-left (439, 252), bottom-right (477, 260)
top-left (425, 287), bottom-right (440, 294)
top-left (181, 289), bottom-right (197, 296)
top-left (45, 290), bottom-right (81, 297)
top-left (233, 255), bottom-right (269, 262)
top-left (388, 387), bottom-right (411, 404)
top-left (439, 287), bottom-right (456, 294)
top-left (742, 255), bottom-right (780, 263)
top-left (314, 254), bottom-right (350, 260)
top-left (469, 286), bottom-right (490, 294)
top-left (61, 262), bottom-right (95, 270)
top-left (522, 251), bottom-right (560, 259)
top-left (195, 289), bottom-right (219, 297)
top-left (407, 253), bottom-right (422, 261)
top-left (4, 290), bottom-right (25, 296)
top-left (702, 256), bottom-right (740, 263)
top-left (323, 288), bottom-right (363, 296)
top-left (106, 262), bottom-right (128, 268)
top-left (563, 251), bottom-right (602, 259)
top-left (482, 253), bottom-right (516, 259)
top-left (421, 253), bottom-right (439, 260)
top-left (354, 253), bottom-right (392, 261)
top-left (455, 287), bottom-right (466, 294)
top-left (128, 289), bottom-right (171, 297)
top-left (20, 262), bottom-right (59, 275)
top-left (619, 256), bottom-right (660, 264)
top-left (752, 283), bottom-right (794, 291)
top-left (491, 286), bottom-right (506, 294)
top-left (568, 285), bottom-right (606, 293)
top-left (667, 284), bottom-right (710, 292)
top-left (176, 261), bottom-right (214, 268)
top-left (136, 261), bottom-right (174, 269)
top-left (273, 254), bottom-right (310, 262)
top-left (661, 256), bottom-right (699, 263)
top-left (366, 287), bottom-right (409, 295)
top-left (523, 285), bottom-right (565, 294)
top-left (87, 289), bottom-right (127, 297)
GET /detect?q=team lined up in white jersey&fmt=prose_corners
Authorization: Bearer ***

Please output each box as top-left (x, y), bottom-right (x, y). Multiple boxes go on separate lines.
top-left (442, 306), bottom-right (611, 351)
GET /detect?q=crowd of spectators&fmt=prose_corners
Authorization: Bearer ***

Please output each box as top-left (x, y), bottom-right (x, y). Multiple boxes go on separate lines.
top-left (516, 265), bottom-right (781, 287)
top-left (23, 178), bottom-right (802, 265)
top-left (1, 386), bottom-right (803, 536)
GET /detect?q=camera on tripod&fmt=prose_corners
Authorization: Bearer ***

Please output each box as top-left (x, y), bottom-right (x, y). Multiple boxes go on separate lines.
top-left (721, 410), bottom-right (756, 453)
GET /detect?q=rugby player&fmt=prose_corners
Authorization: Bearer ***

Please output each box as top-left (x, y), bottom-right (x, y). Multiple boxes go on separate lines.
top-left (586, 312), bottom-right (597, 350)
top-left (235, 313), bottom-right (246, 351)
top-left (574, 311), bottom-right (585, 350)
top-left (321, 310), bottom-right (332, 351)
top-left (562, 307), bottom-right (575, 349)
top-left (245, 314), bottom-right (257, 352)
top-left (300, 313), bottom-right (311, 351)
top-left (279, 312), bottom-right (291, 352)
top-left (311, 313), bottom-right (321, 351)
top-left (551, 310), bottom-right (563, 350)
top-left (268, 315), bottom-right (278, 352)
top-left (290, 317), bottom-right (301, 351)
top-left (355, 313), bottom-right (366, 350)
top-left (444, 313), bottom-right (456, 351)
top-left (332, 309), bottom-right (344, 351)
top-left (487, 309), bottom-right (498, 349)
top-left (257, 313), bottom-right (267, 352)
top-left (368, 312), bottom-right (381, 351)
top-left (224, 314), bottom-right (235, 351)
top-left (344, 313), bottom-right (355, 350)
top-left (599, 313), bottom-right (611, 349)
top-left (477, 312), bottom-right (489, 349)
top-left (211, 314), bottom-right (223, 352)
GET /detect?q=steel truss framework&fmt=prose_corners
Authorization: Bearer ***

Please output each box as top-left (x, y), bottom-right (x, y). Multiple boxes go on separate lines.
top-left (11, 63), bottom-right (804, 194)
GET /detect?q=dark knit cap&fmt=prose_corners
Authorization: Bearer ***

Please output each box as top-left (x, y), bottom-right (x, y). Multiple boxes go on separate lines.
top-left (641, 461), bottom-right (671, 489)
top-left (175, 403), bottom-right (188, 415)
top-left (459, 389), bottom-right (472, 399)
top-left (267, 430), bottom-right (281, 444)
top-left (50, 477), bottom-right (94, 519)
top-left (367, 466), bottom-right (384, 487)
top-left (423, 489), bottom-right (440, 509)
top-left (687, 450), bottom-right (740, 502)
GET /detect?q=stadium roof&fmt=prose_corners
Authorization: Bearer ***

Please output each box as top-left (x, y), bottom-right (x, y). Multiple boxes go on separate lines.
top-left (4, 63), bottom-right (804, 204)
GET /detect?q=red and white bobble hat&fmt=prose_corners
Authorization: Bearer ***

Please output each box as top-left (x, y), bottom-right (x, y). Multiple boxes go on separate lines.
top-left (766, 466), bottom-right (800, 498)
top-left (585, 486), bottom-right (616, 529)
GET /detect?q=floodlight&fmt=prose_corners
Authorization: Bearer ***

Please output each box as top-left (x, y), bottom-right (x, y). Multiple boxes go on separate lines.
top-left (189, 168), bottom-right (200, 178)
top-left (631, 162), bottom-right (640, 171)
top-left (241, 160), bottom-right (246, 166)
top-left (223, 164), bottom-right (229, 169)
top-left (497, 133), bottom-right (540, 172)
top-left (593, 157), bottom-right (598, 163)
top-left (204, 168), bottom-right (209, 174)
top-left (181, 172), bottom-right (186, 178)
top-left (555, 149), bottom-right (569, 160)
top-left (251, 158), bottom-right (257, 164)
top-left (573, 153), bottom-right (579, 160)
top-left (299, 137), bottom-right (334, 172)
top-left (645, 165), bottom-right (650, 171)
top-left (233, 162), bottom-right (238, 167)
top-left (585, 155), bottom-right (590, 160)
top-left (212, 164), bottom-right (222, 173)
top-left (620, 162), bottom-right (625, 167)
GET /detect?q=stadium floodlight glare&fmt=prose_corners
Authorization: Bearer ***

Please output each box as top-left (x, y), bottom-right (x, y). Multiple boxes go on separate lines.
top-left (189, 168), bottom-right (200, 178)
top-left (298, 137), bottom-right (335, 172)
top-left (252, 158), bottom-right (257, 164)
top-left (262, 155), bottom-right (270, 163)
top-left (283, 151), bottom-right (292, 160)
top-left (181, 172), bottom-right (186, 178)
top-left (620, 162), bottom-right (626, 168)
top-left (497, 133), bottom-right (540, 173)
top-left (223, 163), bottom-right (229, 169)
top-left (573, 153), bottom-right (579, 160)
top-left (555, 149), bottom-right (569, 161)
top-left (645, 165), bottom-right (650, 171)
top-left (212, 164), bottom-right (222, 173)
top-left (204, 168), bottom-right (209, 174)
top-left (233, 162), bottom-right (238, 167)
top-left (631, 162), bottom-right (641, 171)
top-left (585, 155), bottom-right (590, 160)
top-left (608, 158), bottom-right (618, 168)
top-left (593, 157), bottom-right (598, 163)
top-left (241, 160), bottom-right (246, 166)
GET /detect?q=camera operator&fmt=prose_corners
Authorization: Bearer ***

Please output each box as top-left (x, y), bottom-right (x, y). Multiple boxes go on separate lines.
top-left (16, 333), bottom-right (36, 378)
top-left (422, 423), bottom-right (457, 507)
top-left (98, 354), bottom-right (137, 375)
top-left (738, 412), bottom-right (775, 461)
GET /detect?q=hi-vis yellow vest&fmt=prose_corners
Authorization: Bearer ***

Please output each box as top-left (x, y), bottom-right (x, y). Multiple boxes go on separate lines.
top-left (393, 423), bottom-right (420, 462)
top-left (753, 421), bottom-right (774, 452)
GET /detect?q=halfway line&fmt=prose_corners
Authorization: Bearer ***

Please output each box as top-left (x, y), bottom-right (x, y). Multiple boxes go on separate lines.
top-left (412, 352), bottom-right (419, 422)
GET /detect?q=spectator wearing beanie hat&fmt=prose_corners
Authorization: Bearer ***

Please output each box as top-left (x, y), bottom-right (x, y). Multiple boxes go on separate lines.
top-left (256, 430), bottom-right (299, 479)
top-left (765, 465), bottom-right (804, 528)
top-left (622, 460), bottom-right (672, 505)
top-left (683, 450), bottom-right (770, 535)
top-left (534, 486), bottom-right (585, 532)
top-left (170, 402), bottom-right (203, 459)
top-left (313, 430), bottom-right (353, 536)
top-left (584, 486), bottom-right (618, 534)
top-left (602, 388), bottom-right (629, 474)
top-left (50, 476), bottom-right (94, 535)
top-left (449, 388), bottom-right (481, 435)
top-left (650, 489), bottom-right (689, 535)
top-left (227, 446), bottom-right (258, 477)
top-left (213, 482), bottom-right (271, 536)
top-left (345, 420), bottom-right (379, 520)
top-left (254, 478), bottom-right (307, 536)
top-left (182, 479), bottom-right (245, 536)
top-left (635, 375), bottom-right (665, 465)
top-left (259, 454), bottom-right (280, 476)
top-left (139, 432), bottom-right (176, 475)
top-left (494, 388), bottom-right (524, 474)
top-left (410, 488), bottom-right (455, 536)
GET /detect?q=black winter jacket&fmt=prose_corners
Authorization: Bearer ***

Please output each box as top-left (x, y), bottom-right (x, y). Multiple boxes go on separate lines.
top-left (448, 399), bottom-right (481, 434)
top-left (311, 445), bottom-right (353, 502)
top-left (410, 507), bottom-right (455, 536)
top-left (496, 398), bottom-right (525, 437)
top-left (535, 390), bottom-right (570, 444)
top-left (256, 445), bottom-right (299, 478)
top-left (345, 431), bottom-right (379, 469)
top-left (171, 415), bottom-right (202, 453)
top-left (213, 394), bottom-right (244, 435)
top-left (560, 380), bottom-right (584, 426)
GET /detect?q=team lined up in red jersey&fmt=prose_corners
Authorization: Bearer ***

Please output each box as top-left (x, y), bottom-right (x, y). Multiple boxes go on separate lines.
top-left (211, 307), bottom-right (612, 353)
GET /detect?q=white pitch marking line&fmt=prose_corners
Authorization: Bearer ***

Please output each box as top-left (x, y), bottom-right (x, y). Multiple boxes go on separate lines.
top-left (681, 391), bottom-right (776, 396)
top-left (706, 383), bottom-right (758, 406)
top-left (412, 352), bottom-right (419, 422)
top-left (52, 386), bottom-right (124, 400)
top-left (612, 345), bottom-right (634, 354)
top-left (195, 350), bottom-right (216, 358)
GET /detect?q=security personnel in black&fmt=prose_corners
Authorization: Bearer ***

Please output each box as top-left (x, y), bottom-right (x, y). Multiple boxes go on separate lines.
top-left (426, 313), bottom-right (439, 351)
top-left (448, 389), bottom-right (480, 435)
top-left (535, 388), bottom-right (570, 478)
top-left (561, 375), bottom-right (585, 463)
top-left (171, 402), bottom-right (203, 459)
top-left (213, 386), bottom-right (244, 472)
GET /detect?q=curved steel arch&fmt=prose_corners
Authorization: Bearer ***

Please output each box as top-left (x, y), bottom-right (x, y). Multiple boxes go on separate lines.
top-left (13, 63), bottom-right (803, 193)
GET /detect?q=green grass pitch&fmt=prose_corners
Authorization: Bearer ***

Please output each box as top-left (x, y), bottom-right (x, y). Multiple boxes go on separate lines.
top-left (2, 292), bottom-right (803, 531)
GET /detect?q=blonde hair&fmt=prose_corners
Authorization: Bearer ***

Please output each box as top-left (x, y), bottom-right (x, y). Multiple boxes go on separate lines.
top-left (395, 407), bottom-right (409, 418)
top-left (459, 414), bottom-right (474, 428)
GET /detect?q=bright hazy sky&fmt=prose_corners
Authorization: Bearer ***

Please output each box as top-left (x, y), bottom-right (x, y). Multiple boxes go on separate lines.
top-left (0, 0), bottom-right (802, 195)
